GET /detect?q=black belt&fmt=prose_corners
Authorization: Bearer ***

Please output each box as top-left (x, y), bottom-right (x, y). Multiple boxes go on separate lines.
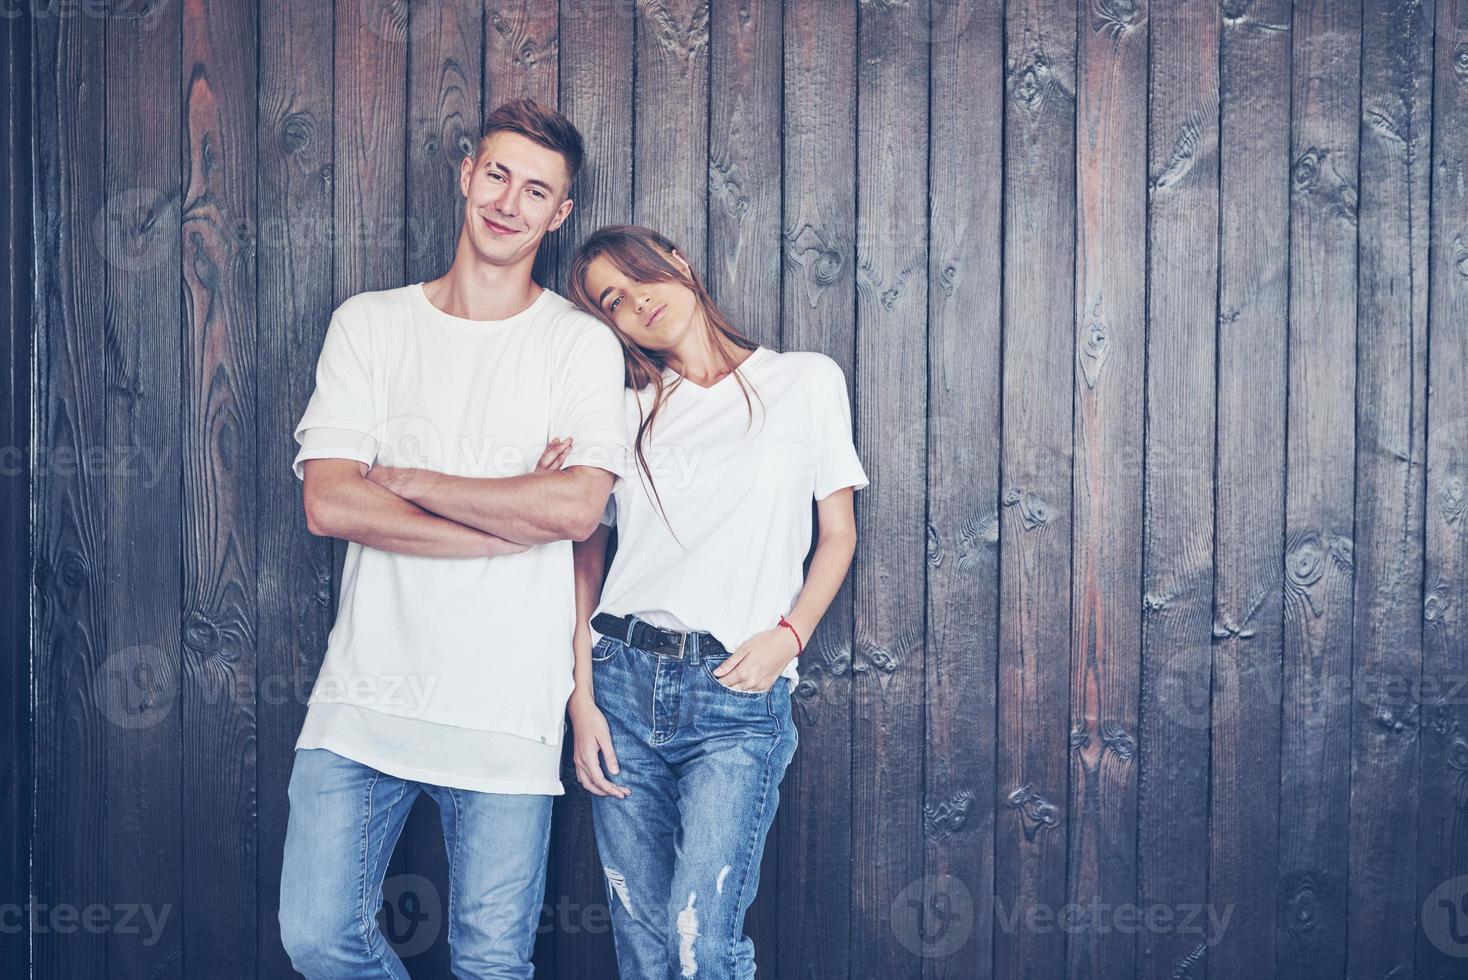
top-left (591, 612), bottom-right (728, 660)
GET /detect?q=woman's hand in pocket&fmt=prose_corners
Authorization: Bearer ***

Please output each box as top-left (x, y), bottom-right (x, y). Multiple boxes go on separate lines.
top-left (712, 627), bottom-right (800, 692)
top-left (569, 694), bottom-right (629, 798)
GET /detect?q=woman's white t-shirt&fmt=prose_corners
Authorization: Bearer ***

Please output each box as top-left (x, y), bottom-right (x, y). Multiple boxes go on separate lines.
top-left (290, 282), bottom-right (630, 795)
top-left (593, 347), bottom-right (869, 682)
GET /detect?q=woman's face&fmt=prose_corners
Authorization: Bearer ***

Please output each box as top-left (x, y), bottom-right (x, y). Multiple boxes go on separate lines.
top-left (582, 252), bottom-right (699, 353)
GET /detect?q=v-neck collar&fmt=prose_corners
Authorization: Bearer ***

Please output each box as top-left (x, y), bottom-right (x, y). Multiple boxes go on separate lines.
top-left (662, 346), bottom-right (768, 393)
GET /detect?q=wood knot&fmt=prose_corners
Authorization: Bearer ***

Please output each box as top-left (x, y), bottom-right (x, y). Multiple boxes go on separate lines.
top-left (1100, 722), bottom-right (1136, 760)
top-left (1006, 783), bottom-right (1059, 841)
top-left (1279, 870), bottom-right (1324, 934)
top-left (1002, 488), bottom-right (1055, 530)
top-left (280, 112), bottom-right (315, 155)
top-left (924, 790), bottom-right (975, 841)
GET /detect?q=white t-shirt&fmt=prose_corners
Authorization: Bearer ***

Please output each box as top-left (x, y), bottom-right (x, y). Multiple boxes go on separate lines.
top-left (291, 282), bottom-right (629, 794)
top-left (593, 347), bottom-right (868, 682)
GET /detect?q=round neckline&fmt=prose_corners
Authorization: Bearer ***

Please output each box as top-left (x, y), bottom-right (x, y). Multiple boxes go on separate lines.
top-left (411, 280), bottom-right (553, 331)
top-left (663, 346), bottom-right (769, 392)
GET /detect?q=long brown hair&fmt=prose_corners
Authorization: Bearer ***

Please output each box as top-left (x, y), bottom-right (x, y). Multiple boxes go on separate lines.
top-left (566, 225), bottom-right (763, 532)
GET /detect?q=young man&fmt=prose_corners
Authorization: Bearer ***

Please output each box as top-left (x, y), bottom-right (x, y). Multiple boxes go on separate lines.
top-left (278, 100), bottom-right (628, 979)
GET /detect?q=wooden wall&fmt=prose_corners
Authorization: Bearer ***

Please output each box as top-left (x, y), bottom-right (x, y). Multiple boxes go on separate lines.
top-left (11, 1), bottom-right (1468, 978)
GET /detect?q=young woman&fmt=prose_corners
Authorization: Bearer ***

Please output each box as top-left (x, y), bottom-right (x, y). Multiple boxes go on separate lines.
top-left (561, 225), bottom-right (868, 979)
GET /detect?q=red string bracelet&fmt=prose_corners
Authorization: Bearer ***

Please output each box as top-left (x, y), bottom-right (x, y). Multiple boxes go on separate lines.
top-left (777, 615), bottom-right (804, 656)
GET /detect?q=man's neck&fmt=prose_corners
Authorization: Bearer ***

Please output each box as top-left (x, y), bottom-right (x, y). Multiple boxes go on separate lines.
top-left (423, 250), bottom-right (543, 321)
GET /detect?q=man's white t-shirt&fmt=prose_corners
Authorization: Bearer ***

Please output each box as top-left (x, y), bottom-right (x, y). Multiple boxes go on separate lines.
top-left (291, 282), bottom-right (629, 795)
top-left (593, 347), bottom-right (868, 682)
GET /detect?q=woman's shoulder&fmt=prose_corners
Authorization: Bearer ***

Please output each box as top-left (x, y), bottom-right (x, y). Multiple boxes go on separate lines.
top-left (760, 348), bottom-right (847, 386)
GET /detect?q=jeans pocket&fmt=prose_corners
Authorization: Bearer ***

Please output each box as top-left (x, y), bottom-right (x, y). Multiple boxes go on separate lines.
top-left (591, 635), bottom-right (622, 664)
top-left (702, 656), bottom-right (771, 698)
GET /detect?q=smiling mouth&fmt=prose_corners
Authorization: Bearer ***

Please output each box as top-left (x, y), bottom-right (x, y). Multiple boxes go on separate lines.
top-left (482, 216), bottom-right (519, 235)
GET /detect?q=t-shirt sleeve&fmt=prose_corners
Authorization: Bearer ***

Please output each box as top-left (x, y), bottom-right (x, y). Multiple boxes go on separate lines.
top-left (812, 359), bottom-right (870, 500)
top-left (291, 306), bottom-right (378, 481)
top-left (551, 321), bottom-right (633, 492)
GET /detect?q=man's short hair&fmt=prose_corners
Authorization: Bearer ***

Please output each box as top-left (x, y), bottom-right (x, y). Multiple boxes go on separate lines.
top-left (478, 98), bottom-right (584, 187)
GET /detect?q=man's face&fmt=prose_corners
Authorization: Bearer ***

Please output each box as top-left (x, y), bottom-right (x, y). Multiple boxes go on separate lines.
top-left (458, 131), bottom-right (574, 267)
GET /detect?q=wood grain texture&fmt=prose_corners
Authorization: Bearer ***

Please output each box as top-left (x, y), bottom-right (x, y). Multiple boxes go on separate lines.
top-left (777, 3), bottom-right (858, 978)
top-left (634, 0), bottom-right (711, 275)
top-left (995, 2), bottom-right (1076, 977)
top-left (1419, 0), bottom-right (1468, 973)
top-left (256, 1), bottom-right (336, 975)
top-left (1278, 1), bottom-right (1361, 976)
top-left (851, 2), bottom-right (930, 976)
top-left (409, 0), bottom-right (482, 283)
top-left (1348, 0), bottom-right (1433, 975)
top-left (924, 1), bottom-right (1004, 977)
top-left (483, 0), bottom-right (561, 288)
top-left (1137, 2), bottom-right (1220, 979)
top-left (104, 2), bottom-right (184, 976)
top-left (1068, 0), bottom-right (1147, 975)
top-left (1, 7), bottom-right (31, 978)
top-left (181, 0), bottom-right (259, 971)
top-left (1211, 0), bottom-right (1292, 975)
top-left (31, 8), bottom-right (110, 978)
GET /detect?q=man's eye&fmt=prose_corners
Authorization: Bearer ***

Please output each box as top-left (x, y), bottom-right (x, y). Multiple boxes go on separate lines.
top-left (530, 190), bottom-right (545, 200)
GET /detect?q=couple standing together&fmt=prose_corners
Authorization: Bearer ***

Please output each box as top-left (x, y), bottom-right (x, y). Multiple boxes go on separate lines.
top-left (278, 99), bottom-right (868, 980)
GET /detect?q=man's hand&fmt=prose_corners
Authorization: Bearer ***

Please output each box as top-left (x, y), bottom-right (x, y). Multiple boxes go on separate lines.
top-left (710, 627), bottom-right (800, 693)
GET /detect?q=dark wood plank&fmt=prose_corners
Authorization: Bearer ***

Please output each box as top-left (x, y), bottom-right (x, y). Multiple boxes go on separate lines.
top-left (180, 0), bottom-right (259, 972)
top-left (483, 0), bottom-right (561, 289)
top-left (777, 5), bottom-right (858, 976)
top-left (923, 1), bottom-right (1003, 977)
top-left (1418, 0), bottom-right (1468, 973)
top-left (707, 0), bottom-right (780, 350)
top-left (851, 2), bottom-right (929, 977)
top-left (103, 2), bottom-right (184, 976)
top-left (1277, 1), bottom-right (1362, 976)
top-left (257, 0), bottom-right (336, 975)
top-left (0, 7), bottom-right (32, 978)
top-left (1211, 1), bottom-right (1292, 975)
top-left (632, 0), bottom-right (710, 276)
top-left (708, 0), bottom-right (783, 967)
top-left (30, 8), bottom-right (110, 977)
top-left (995, 2), bottom-right (1076, 978)
top-left (1349, 0), bottom-right (1434, 975)
top-left (543, 4), bottom-right (632, 975)
top-left (1066, 0), bottom-right (1147, 975)
top-left (1136, 2), bottom-right (1220, 978)
top-left (409, 0), bottom-right (482, 284)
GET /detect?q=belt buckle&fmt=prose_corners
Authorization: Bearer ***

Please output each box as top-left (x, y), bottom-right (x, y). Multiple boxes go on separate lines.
top-left (674, 631), bottom-right (687, 660)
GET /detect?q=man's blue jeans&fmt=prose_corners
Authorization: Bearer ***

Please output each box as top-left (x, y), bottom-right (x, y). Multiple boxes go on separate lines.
top-left (278, 747), bottom-right (552, 978)
top-left (589, 628), bottom-right (799, 979)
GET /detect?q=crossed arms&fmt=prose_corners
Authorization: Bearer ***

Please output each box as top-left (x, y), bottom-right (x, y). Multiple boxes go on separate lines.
top-left (302, 441), bottom-right (613, 557)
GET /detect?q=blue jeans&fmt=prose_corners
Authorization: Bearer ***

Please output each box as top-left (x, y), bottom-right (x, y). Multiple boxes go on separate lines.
top-left (589, 628), bottom-right (799, 980)
top-left (278, 747), bottom-right (552, 978)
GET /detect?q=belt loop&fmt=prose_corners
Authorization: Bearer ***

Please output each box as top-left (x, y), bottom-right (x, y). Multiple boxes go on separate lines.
top-left (680, 630), bottom-right (692, 663)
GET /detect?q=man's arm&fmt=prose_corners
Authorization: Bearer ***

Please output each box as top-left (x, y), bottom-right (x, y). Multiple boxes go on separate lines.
top-left (365, 460), bottom-right (613, 546)
top-left (303, 458), bottom-right (528, 559)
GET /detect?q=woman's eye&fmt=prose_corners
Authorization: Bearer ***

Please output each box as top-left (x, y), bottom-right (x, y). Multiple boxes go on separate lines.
top-left (609, 297), bottom-right (621, 312)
